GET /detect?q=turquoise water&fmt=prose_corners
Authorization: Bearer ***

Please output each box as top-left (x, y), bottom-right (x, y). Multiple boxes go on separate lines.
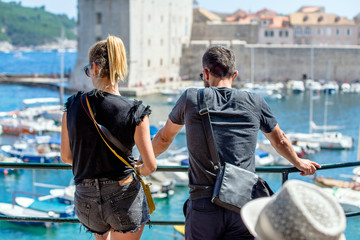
top-left (0, 50), bottom-right (359, 239)
top-left (0, 85), bottom-right (359, 239)
top-left (0, 51), bottom-right (77, 75)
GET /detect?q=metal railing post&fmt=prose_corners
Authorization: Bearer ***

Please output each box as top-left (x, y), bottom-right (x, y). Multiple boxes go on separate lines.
top-left (282, 171), bottom-right (289, 184)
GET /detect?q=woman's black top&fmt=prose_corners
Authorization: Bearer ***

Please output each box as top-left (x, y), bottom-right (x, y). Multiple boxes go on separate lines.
top-left (65, 90), bottom-right (151, 184)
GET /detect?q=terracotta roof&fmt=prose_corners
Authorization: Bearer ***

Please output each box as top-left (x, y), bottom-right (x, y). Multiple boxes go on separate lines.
top-left (225, 9), bottom-right (247, 22)
top-left (290, 12), bottom-right (355, 25)
top-left (198, 8), bottom-right (222, 21)
top-left (226, 8), bottom-right (278, 23)
top-left (299, 6), bottom-right (323, 13)
top-left (255, 8), bottom-right (278, 18)
top-left (268, 16), bottom-right (290, 28)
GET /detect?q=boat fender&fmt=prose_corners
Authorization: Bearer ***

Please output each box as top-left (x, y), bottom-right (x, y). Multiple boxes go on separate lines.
top-left (48, 211), bottom-right (56, 217)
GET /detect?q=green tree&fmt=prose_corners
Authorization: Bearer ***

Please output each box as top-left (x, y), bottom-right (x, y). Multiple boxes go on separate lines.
top-left (0, 1), bottom-right (76, 46)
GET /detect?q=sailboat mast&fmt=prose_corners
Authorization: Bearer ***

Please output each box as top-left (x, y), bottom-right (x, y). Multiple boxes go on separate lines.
top-left (357, 125), bottom-right (360, 161)
top-left (323, 91), bottom-right (329, 134)
top-left (60, 28), bottom-right (65, 107)
top-left (309, 90), bottom-right (313, 134)
top-left (250, 46), bottom-right (254, 85)
top-left (309, 46), bottom-right (314, 134)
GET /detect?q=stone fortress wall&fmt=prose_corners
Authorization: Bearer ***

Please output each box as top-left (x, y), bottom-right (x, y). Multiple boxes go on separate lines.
top-left (180, 40), bottom-right (360, 84)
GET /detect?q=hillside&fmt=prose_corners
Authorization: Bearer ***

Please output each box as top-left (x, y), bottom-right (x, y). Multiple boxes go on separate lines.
top-left (0, 1), bottom-right (76, 46)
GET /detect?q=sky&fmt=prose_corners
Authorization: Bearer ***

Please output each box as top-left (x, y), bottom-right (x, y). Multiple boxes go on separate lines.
top-left (1, 0), bottom-right (359, 20)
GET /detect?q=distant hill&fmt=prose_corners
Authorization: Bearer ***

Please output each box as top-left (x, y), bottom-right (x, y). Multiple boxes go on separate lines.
top-left (0, 1), bottom-right (76, 46)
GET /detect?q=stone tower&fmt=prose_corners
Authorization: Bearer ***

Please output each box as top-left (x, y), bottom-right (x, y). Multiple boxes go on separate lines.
top-left (71, 0), bottom-right (193, 91)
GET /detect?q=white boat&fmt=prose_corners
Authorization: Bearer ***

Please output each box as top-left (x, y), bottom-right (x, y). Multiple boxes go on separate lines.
top-left (286, 80), bottom-right (305, 93)
top-left (350, 83), bottom-right (360, 93)
top-left (242, 83), bottom-right (284, 100)
top-left (341, 83), bottom-right (351, 93)
top-left (257, 140), bottom-right (316, 166)
top-left (323, 81), bottom-right (339, 94)
top-left (0, 202), bottom-right (59, 227)
top-left (1, 135), bottom-right (61, 163)
top-left (155, 152), bottom-right (189, 186)
top-left (287, 132), bottom-right (353, 150)
top-left (287, 85), bottom-right (353, 150)
top-left (147, 177), bottom-right (176, 199)
top-left (160, 89), bottom-right (182, 96)
top-left (15, 196), bottom-right (75, 217)
top-left (305, 79), bottom-right (322, 93)
top-left (0, 153), bottom-right (23, 175)
top-left (49, 185), bottom-right (75, 205)
top-left (254, 149), bottom-right (275, 166)
top-left (321, 187), bottom-right (360, 212)
top-left (0, 116), bottom-right (58, 135)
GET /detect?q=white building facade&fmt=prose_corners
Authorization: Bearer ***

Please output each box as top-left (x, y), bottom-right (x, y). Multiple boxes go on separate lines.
top-left (71, 0), bottom-right (192, 90)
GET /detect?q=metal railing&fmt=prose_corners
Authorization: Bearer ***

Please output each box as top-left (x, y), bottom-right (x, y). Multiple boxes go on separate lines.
top-left (1, 161), bottom-right (360, 225)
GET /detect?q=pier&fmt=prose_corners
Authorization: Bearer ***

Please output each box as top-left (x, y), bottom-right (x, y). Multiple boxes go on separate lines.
top-left (0, 74), bottom-right (202, 96)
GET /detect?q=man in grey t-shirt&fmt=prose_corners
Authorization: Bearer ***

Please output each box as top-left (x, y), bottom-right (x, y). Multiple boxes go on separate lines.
top-left (152, 46), bottom-right (320, 240)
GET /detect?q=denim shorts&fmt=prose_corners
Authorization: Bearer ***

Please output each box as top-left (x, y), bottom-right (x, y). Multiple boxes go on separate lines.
top-left (74, 173), bottom-right (150, 235)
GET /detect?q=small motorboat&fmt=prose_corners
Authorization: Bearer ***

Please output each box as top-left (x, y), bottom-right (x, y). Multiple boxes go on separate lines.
top-left (1, 135), bottom-right (60, 163)
top-left (0, 202), bottom-right (59, 227)
top-left (314, 175), bottom-right (360, 191)
top-left (15, 196), bottom-right (75, 218)
top-left (0, 153), bottom-right (23, 175)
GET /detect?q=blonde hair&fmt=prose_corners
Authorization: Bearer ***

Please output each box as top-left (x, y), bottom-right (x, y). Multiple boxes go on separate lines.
top-left (88, 35), bottom-right (128, 86)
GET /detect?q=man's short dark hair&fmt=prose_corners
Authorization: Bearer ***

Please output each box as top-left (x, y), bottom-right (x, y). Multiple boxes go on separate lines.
top-left (202, 46), bottom-right (235, 79)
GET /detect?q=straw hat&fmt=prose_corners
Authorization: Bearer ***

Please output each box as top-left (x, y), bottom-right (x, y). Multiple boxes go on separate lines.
top-left (241, 180), bottom-right (346, 240)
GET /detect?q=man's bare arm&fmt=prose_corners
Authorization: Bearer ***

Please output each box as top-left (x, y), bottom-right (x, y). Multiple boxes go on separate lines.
top-left (152, 118), bottom-right (183, 158)
top-left (262, 124), bottom-right (321, 176)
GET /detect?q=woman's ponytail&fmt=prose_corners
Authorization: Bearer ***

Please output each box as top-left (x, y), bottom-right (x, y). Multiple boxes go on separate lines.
top-left (107, 35), bottom-right (128, 85)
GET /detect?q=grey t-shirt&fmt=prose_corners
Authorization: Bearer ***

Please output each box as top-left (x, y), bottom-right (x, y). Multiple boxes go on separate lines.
top-left (169, 87), bottom-right (277, 200)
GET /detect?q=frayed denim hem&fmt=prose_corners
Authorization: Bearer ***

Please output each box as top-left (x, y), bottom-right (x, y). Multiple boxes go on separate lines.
top-left (79, 223), bottom-right (110, 236)
top-left (112, 219), bottom-right (151, 234)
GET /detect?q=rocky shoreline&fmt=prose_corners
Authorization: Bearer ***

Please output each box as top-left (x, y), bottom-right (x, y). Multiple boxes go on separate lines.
top-left (0, 39), bottom-right (77, 52)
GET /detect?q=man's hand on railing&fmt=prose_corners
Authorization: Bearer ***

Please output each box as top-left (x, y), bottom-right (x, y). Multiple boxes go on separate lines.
top-left (295, 159), bottom-right (321, 176)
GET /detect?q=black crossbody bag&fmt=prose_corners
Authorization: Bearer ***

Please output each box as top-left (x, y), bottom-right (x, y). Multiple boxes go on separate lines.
top-left (197, 88), bottom-right (273, 214)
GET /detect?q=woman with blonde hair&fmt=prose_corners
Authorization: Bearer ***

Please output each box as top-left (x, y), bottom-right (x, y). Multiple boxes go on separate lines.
top-left (61, 35), bottom-right (157, 240)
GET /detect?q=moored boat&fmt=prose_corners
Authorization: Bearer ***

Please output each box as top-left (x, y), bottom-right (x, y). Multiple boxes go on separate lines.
top-left (287, 132), bottom-right (353, 150)
top-left (1, 135), bottom-right (60, 163)
top-left (0, 154), bottom-right (23, 175)
top-left (15, 196), bottom-right (75, 218)
top-left (0, 202), bottom-right (59, 227)
top-left (314, 175), bottom-right (360, 191)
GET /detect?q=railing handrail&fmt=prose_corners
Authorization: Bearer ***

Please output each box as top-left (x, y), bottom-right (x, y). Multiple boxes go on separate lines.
top-left (1, 161), bottom-right (360, 225)
top-left (1, 161), bottom-right (360, 172)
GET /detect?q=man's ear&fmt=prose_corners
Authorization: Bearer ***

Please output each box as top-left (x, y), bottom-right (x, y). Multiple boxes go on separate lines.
top-left (204, 68), bottom-right (210, 80)
top-left (232, 70), bottom-right (238, 80)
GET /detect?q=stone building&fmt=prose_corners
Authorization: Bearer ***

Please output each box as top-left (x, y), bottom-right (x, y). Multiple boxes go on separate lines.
top-left (71, 0), bottom-right (192, 91)
top-left (191, 8), bottom-right (258, 44)
top-left (290, 7), bottom-right (357, 45)
top-left (258, 16), bottom-right (294, 45)
top-left (355, 13), bottom-right (360, 45)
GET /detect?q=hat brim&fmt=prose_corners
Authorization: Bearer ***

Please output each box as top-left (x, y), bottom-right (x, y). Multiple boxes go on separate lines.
top-left (241, 197), bottom-right (272, 239)
top-left (241, 197), bottom-right (347, 240)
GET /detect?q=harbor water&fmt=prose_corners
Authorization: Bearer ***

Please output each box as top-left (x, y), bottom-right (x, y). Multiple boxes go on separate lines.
top-left (0, 51), bottom-right (359, 239)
